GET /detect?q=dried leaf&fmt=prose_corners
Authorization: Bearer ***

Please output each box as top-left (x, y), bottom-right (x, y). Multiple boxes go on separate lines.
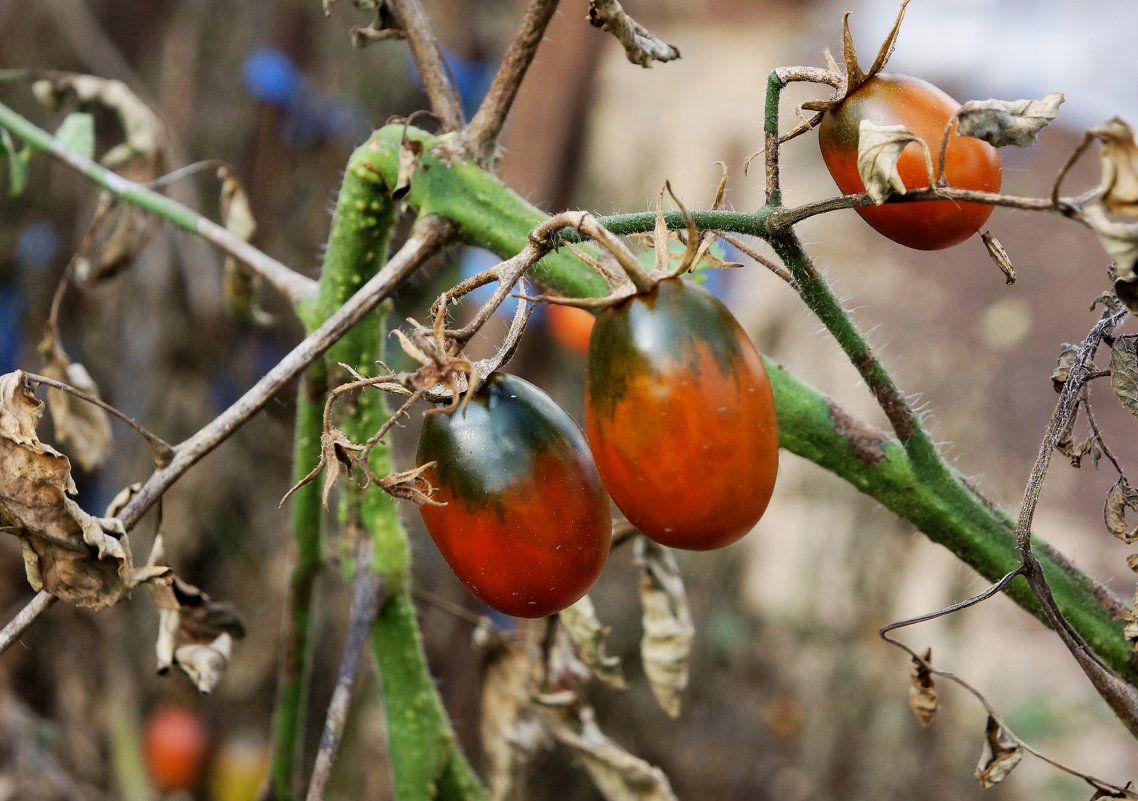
top-left (908, 648), bottom-right (938, 727)
top-left (218, 166), bottom-right (271, 326)
top-left (39, 335), bottom-right (112, 472)
top-left (1051, 343), bottom-right (1080, 392)
top-left (393, 136), bottom-right (423, 200)
top-left (0, 371), bottom-right (134, 608)
top-left (1084, 203), bottom-right (1138, 285)
top-left (634, 537), bottom-right (693, 718)
top-left (1111, 337), bottom-right (1138, 421)
top-left (955, 93), bottom-right (1064, 148)
top-left (857, 120), bottom-right (929, 204)
top-left (560, 596), bottom-right (625, 690)
top-left (1091, 118), bottom-right (1138, 216)
top-left (545, 705), bottom-right (678, 801)
top-left (1104, 481), bottom-right (1138, 544)
top-left (476, 626), bottom-right (550, 801)
top-left (587, 0), bottom-right (680, 68)
top-left (974, 715), bottom-right (1023, 788)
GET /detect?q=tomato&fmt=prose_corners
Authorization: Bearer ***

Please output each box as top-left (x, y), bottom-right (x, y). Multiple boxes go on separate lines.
top-left (546, 301), bottom-right (595, 357)
top-left (818, 71), bottom-right (1002, 250)
top-left (417, 373), bottom-right (611, 617)
top-left (584, 278), bottom-right (778, 550)
top-left (143, 705), bottom-right (208, 793)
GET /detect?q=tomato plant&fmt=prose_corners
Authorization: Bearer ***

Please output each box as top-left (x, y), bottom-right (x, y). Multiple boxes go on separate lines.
top-left (584, 278), bottom-right (779, 550)
top-left (818, 71), bottom-right (1002, 250)
top-left (143, 705), bottom-right (208, 793)
top-left (417, 373), bottom-right (611, 618)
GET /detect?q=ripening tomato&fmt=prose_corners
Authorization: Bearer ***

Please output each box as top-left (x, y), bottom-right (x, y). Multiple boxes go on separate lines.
top-left (143, 705), bottom-right (208, 793)
top-left (818, 71), bottom-right (1002, 250)
top-left (417, 373), bottom-right (611, 617)
top-left (584, 278), bottom-right (779, 550)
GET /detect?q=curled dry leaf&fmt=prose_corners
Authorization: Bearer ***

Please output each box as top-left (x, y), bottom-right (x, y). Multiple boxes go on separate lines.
top-left (908, 648), bottom-right (938, 727)
top-left (981, 231), bottom-right (1016, 285)
top-left (0, 371), bottom-right (141, 609)
top-left (1110, 337), bottom-right (1138, 421)
top-left (39, 334), bottom-right (112, 472)
top-left (1051, 343), bottom-right (1080, 392)
top-left (856, 120), bottom-right (928, 204)
top-left (1091, 118), bottom-right (1138, 217)
top-left (974, 715), bottom-right (1023, 788)
top-left (1104, 480), bottom-right (1138, 545)
top-left (544, 705), bottom-right (678, 801)
top-left (475, 624), bottom-right (550, 801)
top-left (634, 537), bottom-right (694, 719)
top-left (559, 596), bottom-right (626, 690)
top-left (218, 166), bottom-right (271, 326)
top-left (394, 135), bottom-right (424, 200)
top-left (587, 0), bottom-right (680, 68)
top-left (955, 93), bottom-right (1064, 148)
top-left (1085, 203), bottom-right (1138, 285)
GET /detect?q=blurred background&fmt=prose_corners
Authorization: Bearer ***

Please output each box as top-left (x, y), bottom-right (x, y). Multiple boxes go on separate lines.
top-left (2, 0), bottom-right (1138, 799)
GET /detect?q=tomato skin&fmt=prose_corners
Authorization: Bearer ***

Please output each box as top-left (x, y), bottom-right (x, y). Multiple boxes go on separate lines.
top-left (417, 373), bottom-right (611, 618)
top-left (143, 706), bottom-right (208, 793)
top-left (584, 278), bottom-right (779, 550)
top-left (818, 71), bottom-right (1002, 250)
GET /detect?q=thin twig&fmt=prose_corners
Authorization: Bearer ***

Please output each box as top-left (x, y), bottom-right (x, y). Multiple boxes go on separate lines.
top-left (718, 232), bottom-right (795, 287)
top-left (0, 592), bottom-right (57, 655)
top-left (462, 0), bottom-right (560, 165)
top-left (0, 101), bottom-right (317, 304)
top-left (388, 0), bottom-right (464, 132)
top-left (115, 216), bottom-right (457, 532)
top-left (304, 531), bottom-right (385, 801)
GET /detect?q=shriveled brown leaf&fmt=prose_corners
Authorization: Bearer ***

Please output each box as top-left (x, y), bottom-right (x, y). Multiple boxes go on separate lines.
top-left (974, 715), bottom-right (1023, 788)
top-left (634, 537), bottom-right (693, 718)
top-left (218, 166), bottom-right (271, 326)
top-left (394, 135), bottom-right (423, 200)
top-left (857, 120), bottom-right (929, 204)
top-left (544, 705), bottom-right (678, 801)
top-left (956, 93), bottom-right (1064, 148)
top-left (1104, 481), bottom-right (1138, 544)
top-left (39, 335), bottom-right (112, 471)
top-left (587, 0), bottom-right (680, 68)
top-left (1110, 337), bottom-right (1138, 421)
top-left (560, 596), bottom-right (626, 690)
top-left (908, 648), bottom-right (938, 727)
top-left (1090, 118), bottom-right (1138, 217)
top-left (0, 371), bottom-right (135, 608)
top-left (476, 624), bottom-right (550, 801)
top-left (981, 231), bottom-right (1016, 285)
top-left (1085, 202), bottom-right (1138, 286)
top-left (1051, 343), bottom-right (1080, 392)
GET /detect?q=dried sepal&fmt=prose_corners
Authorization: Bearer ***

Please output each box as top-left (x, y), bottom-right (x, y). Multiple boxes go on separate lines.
top-left (974, 715), bottom-right (1023, 788)
top-left (857, 120), bottom-right (931, 204)
top-left (634, 536), bottom-right (694, 719)
top-left (955, 93), bottom-right (1064, 148)
top-left (1110, 337), bottom-right (1138, 421)
top-left (1091, 118), bottom-right (1138, 217)
top-left (908, 648), bottom-right (938, 727)
top-left (587, 0), bottom-right (680, 68)
top-left (377, 461), bottom-right (441, 506)
top-left (981, 231), bottom-right (1016, 285)
top-left (1104, 480), bottom-right (1138, 544)
top-left (559, 595), bottom-right (626, 690)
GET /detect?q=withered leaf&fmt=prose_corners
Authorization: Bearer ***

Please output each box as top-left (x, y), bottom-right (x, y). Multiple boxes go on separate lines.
top-left (974, 715), bottom-right (1023, 788)
top-left (856, 120), bottom-right (929, 204)
top-left (955, 93), bottom-right (1064, 148)
top-left (981, 231), bottom-right (1015, 285)
top-left (1091, 118), bottom-right (1138, 217)
top-left (218, 166), bottom-right (271, 326)
top-left (1051, 343), bottom-right (1080, 392)
top-left (544, 705), bottom-right (678, 801)
top-left (1110, 337), bottom-right (1138, 421)
top-left (0, 371), bottom-right (136, 609)
top-left (587, 0), bottom-right (680, 68)
top-left (1085, 203), bottom-right (1138, 285)
top-left (908, 648), bottom-right (938, 727)
top-left (393, 136), bottom-right (423, 200)
top-left (634, 537), bottom-right (693, 718)
top-left (1104, 481), bottom-right (1138, 544)
top-left (39, 334), bottom-right (112, 472)
top-left (560, 596), bottom-right (626, 690)
top-left (476, 625), bottom-right (550, 801)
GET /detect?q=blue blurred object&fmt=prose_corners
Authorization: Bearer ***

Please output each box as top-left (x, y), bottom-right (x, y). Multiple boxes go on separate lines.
top-left (406, 45), bottom-right (497, 121)
top-left (15, 220), bottom-right (59, 269)
top-left (242, 46), bottom-right (369, 146)
top-left (0, 286), bottom-right (23, 373)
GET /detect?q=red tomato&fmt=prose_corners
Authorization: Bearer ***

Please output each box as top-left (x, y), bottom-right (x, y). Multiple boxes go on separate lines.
top-left (144, 706), bottom-right (208, 792)
top-left (818, 71), bottom-right (1002, 250)
top-left (584, 278), bottom-right (778, 550)
top-left (417, 373), bottom-right (611, 617)
top-left (547, 302), bottom-right (595, 357)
